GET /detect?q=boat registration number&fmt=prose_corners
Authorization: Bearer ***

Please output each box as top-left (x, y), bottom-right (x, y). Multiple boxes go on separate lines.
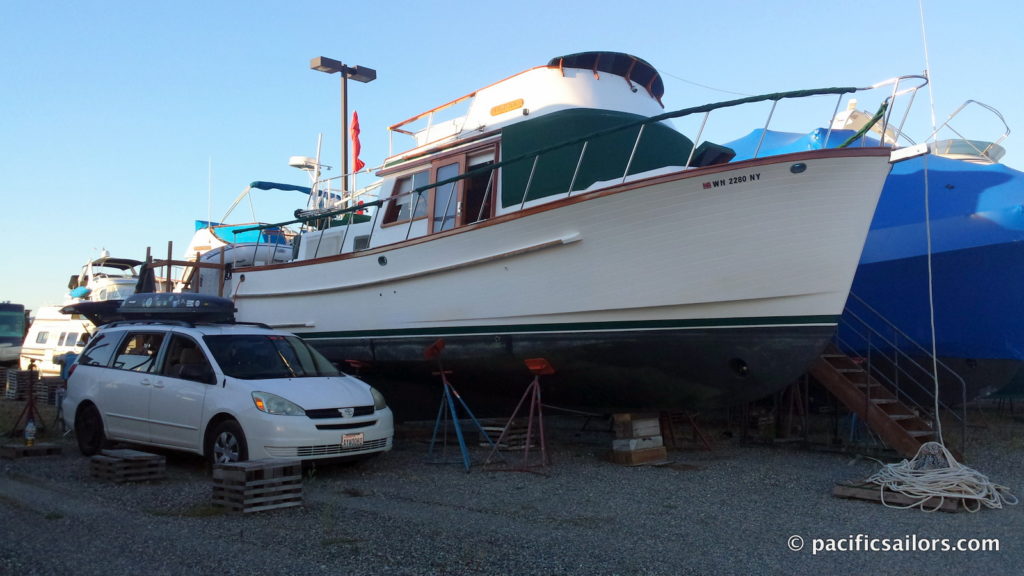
top-left (702, 172), bottom-right (761, 190)
top-left (342, 433), bottom-right (364, 448)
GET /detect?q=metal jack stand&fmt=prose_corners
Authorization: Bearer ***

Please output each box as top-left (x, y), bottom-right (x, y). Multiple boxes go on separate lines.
top-left (425, 339), bottom-right (495, 471)
top-left (8, 368), bottom-right (45, 438)
top-left (485, 358), bottom-right (552, 472)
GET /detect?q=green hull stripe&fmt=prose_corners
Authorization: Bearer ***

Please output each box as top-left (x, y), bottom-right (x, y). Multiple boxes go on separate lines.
top-left (302, 315), bottom-right (839, 339)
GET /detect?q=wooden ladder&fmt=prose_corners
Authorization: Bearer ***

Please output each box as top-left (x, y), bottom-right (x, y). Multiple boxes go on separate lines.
top-left (808, 344), bottom-right (937, 459)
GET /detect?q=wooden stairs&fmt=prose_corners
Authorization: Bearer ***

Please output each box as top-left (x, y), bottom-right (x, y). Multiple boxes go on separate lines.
top-left (808, 344), bottom-right (938, 459)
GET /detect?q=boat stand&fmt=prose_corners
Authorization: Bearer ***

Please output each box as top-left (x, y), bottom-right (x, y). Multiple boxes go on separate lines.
top-left (485, 358), bottom-right (553, 472)
top-left (7, 368), bottom-right (45, 439)
top-left (424, 340), bottom-right (495, 472)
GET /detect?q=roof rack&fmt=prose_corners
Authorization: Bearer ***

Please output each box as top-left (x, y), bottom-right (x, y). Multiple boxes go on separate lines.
top-left (118, 293), bottom-right (236, 324)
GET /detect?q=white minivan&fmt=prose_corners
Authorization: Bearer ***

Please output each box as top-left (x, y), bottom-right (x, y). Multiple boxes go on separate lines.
top-left (63, 294), bottom-right (394, 466)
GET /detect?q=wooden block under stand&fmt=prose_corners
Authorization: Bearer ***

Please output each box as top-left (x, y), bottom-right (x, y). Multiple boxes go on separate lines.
top-left (91, 449), bottom-right (166, 483)
top-left (0, 442), bottom-right (63, 460)
top-left (613, 413), bottom-right (661, 439)
top-left (212, 459), bottom-right (303, 513)
top-left (608, 446), bottom-right (669, 466)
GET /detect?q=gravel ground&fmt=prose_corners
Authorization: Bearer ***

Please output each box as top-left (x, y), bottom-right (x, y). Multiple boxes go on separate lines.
top-left (1, 411), bottom-right (1022, 576)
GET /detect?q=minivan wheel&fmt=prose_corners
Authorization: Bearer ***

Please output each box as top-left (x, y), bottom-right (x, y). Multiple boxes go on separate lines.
top-left (75, 404), bottom-right (107, 456)
top-left (208, 420), bottom-right (248, 465)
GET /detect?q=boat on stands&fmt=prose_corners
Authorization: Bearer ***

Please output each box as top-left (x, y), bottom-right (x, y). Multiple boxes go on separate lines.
top-left (726, 97), bottom-right (1024, 405)
top-left (205, 52), bottom-right (899, 417)
top-left (20, 252), bottom-right (143, 376)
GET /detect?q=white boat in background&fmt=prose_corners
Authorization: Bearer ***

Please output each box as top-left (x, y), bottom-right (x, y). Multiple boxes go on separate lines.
top-left (205, 52), bottom-right (902, 416)
top-left (178, 219), bottom-right (294, 295)
top-left (21, 252), bottom-right (143, 376)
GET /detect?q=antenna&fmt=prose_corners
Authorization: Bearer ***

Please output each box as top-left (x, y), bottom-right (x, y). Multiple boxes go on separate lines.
top-left (918, 0), bottom-right (937, 137)
top-left (207, 156), bottom-right (213, 225)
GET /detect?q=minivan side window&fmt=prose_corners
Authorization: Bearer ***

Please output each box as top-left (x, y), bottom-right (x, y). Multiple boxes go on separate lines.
top-left (160, 335), bottom-right (215, 384)
top-left (112, 332), bottom-right (166, 373)
top-left (78, 333), bottom-right (119, 367)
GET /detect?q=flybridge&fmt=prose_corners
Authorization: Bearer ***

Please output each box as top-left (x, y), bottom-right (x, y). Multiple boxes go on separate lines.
top-left (384, 51), bottom-right (668, 165)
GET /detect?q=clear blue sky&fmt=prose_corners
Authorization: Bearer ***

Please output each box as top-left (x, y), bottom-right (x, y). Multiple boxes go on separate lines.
top-left (2, 1), bottom-right (1020, 315)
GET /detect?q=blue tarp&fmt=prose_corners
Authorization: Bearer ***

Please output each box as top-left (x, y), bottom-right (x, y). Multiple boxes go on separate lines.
top-left (723, 128), bottom-right (881, 161)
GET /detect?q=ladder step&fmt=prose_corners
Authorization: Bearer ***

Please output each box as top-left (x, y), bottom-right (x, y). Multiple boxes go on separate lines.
top-left (905, 430), bottom-right (935, 437)
top-left (889, 414), bottom-right (916, 421)
top-left (836, 368), bottom-right (864, 373)
top-left (871, 398), bottom-right (899, 405)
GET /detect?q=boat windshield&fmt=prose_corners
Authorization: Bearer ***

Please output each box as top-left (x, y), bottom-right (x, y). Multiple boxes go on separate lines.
top-left (203, 334), bottom-right (341, 380)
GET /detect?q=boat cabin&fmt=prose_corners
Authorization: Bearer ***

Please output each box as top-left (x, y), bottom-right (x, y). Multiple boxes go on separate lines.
top-left (291, 52), bottom-right (735, 261)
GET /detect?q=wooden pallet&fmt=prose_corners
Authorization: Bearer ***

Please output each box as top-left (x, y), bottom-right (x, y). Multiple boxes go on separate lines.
top-left (90, 449), bottom-right (166, 483)
top-left (0, 442), bottom-right (63, 459)
top-left (4, 369), bottom-right (38, 401)
top-left (479, 421), bottom-right (535, 450)
top-left (212, 460), bottom-right (303, 513)
top-left (833, 480), bottom-right (962, 513)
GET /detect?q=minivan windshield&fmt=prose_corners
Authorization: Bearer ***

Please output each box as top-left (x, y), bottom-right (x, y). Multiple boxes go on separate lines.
top-left (204, 334), bottom-right (341, 379)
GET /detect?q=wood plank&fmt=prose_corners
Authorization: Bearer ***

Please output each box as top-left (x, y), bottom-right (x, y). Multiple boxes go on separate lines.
top-left (833, 481), bottom-right (961, 513)
top-left (0, 443), bottom-right (63, 459)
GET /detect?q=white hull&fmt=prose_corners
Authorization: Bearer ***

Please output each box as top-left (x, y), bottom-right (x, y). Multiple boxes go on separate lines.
top-left (228, 149), bottom-right (890, 412)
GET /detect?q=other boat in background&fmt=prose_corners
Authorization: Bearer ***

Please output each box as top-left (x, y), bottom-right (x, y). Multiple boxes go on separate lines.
top-left (20, 251), bottom-right (143, 376)
top-left (726, 97), bottom-right (1023, 405)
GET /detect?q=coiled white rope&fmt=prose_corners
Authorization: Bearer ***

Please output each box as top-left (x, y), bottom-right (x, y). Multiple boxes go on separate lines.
top-left (867, 442), bottom-right (1018, 512)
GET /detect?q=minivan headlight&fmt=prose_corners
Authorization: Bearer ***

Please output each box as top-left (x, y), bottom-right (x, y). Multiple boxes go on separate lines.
top-left (252, 391), bottom-right (305, 416)
top-left (370, 386), bottom-right (388, 410)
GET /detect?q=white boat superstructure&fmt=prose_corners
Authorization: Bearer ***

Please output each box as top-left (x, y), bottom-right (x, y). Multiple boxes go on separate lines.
top-left (206, 52), bottom-right (901, 415)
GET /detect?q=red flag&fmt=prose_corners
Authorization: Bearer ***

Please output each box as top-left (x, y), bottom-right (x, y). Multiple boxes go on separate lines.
top-left (350, 111), bottom-right (365, 172)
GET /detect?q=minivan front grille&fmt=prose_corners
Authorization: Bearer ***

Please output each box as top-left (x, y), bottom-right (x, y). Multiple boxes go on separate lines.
top-left (305, 405), bottom-right (374, 419)
top-left (315, 421), bottom-right (377, 431)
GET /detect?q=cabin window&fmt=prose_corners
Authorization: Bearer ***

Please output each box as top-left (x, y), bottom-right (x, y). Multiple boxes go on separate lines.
top-left (35, 331), bottom-right (48, 344)
top-left (62, 332), bottom-right (79, 346)
top-left (464, 153), bottom-right (495, 224)
top-left (383, 170), bottom-right (429, 225)
top-left (433, 163), bottom-right (460, 233)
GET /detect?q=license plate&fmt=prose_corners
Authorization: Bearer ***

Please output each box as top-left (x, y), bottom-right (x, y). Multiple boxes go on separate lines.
top-left (342, 433), bottom-right (364, 448)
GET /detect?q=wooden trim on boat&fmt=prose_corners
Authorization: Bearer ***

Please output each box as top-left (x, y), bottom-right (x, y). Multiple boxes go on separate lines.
top-left (380, 132), bottom-right (499, 175)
